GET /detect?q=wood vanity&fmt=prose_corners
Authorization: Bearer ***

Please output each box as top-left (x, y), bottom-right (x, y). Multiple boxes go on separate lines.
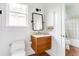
top-left (31, 35), bottom-right (51, 55)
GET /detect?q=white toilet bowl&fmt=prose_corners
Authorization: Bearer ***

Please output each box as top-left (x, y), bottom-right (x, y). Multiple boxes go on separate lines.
top-left (10, 40), bottom-right (26, 56)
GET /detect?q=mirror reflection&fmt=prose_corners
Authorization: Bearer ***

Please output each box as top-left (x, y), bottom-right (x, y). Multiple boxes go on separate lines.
top-left (32, 13), bottom-right (44, 31)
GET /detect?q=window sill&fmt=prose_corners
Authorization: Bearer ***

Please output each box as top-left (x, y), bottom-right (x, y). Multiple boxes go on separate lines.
top-left (6, 25), bottom-right (29, 28)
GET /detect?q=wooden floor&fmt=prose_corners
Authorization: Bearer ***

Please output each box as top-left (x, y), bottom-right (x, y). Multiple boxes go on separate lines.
top-left (66, 45), bottom-right (79, 56)
top-left (29, 52), bottom-right (50, 56)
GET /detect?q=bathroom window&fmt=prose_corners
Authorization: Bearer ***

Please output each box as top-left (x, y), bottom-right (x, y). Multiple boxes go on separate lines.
top-left (6, 3), bottom-right (28, 27)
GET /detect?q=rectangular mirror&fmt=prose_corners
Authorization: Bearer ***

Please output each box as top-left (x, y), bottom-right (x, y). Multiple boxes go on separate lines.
top-left (32, 13), bottom-right (44, 31)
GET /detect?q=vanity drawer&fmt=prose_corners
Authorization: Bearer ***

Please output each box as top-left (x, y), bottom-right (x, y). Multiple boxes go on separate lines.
top-left (37, 43), bottom-right (51, 50)
top-left (37, 37), bottom-right (51, 46)
top-left (31, 35), bottom-right (51, 55)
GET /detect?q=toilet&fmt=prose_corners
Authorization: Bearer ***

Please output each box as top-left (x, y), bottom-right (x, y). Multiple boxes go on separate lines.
top-left (10, 40), bottom-right (26, 56)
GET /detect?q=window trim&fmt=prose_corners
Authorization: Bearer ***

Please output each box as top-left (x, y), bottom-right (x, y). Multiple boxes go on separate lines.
top-left (6, 3), bottom-right (28, 27)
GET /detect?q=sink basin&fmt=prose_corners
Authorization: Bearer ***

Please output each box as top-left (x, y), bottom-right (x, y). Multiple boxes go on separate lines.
top-left (33, 32), bottom-right (48, 35)
top-left (32, 32), bottom-right (50, 37)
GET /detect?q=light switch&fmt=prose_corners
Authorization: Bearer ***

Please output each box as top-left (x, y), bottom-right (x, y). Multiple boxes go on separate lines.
top-left (0, 10), bottom-right (2, 14)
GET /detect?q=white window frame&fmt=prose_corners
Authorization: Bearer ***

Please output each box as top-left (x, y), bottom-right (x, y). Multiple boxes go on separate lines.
top-left (6, 3), bottom-right (28, 27)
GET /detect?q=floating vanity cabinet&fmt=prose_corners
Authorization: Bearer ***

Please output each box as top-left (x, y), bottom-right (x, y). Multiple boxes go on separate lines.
top-left (31, 35), bottom-right (51, 55)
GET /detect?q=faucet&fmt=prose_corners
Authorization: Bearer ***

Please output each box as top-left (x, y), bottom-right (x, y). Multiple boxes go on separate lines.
top-left (37, 31), bottom-right (41, 35)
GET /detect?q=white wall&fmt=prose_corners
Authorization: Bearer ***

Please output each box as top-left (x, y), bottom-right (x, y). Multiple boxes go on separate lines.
top-left (45, 4), bottom-right (62, 27)
top-left (0, 3), bottom-right (45, 56)
top-left (66, 4), bottom-right (79, 40)
top-left (66, 3), bottom-right (79, 18)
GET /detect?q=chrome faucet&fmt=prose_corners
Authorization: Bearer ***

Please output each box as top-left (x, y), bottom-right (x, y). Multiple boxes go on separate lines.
top-left (37, 31), bottom-right (41, 34)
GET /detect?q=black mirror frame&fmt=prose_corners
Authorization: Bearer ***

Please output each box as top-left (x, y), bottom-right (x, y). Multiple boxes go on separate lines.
top-left (32, 12), bottom-right (44, 31)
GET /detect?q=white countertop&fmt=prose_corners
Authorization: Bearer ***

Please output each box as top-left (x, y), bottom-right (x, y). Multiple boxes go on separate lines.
top-left (32, 34), bottom-right (51, 38)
